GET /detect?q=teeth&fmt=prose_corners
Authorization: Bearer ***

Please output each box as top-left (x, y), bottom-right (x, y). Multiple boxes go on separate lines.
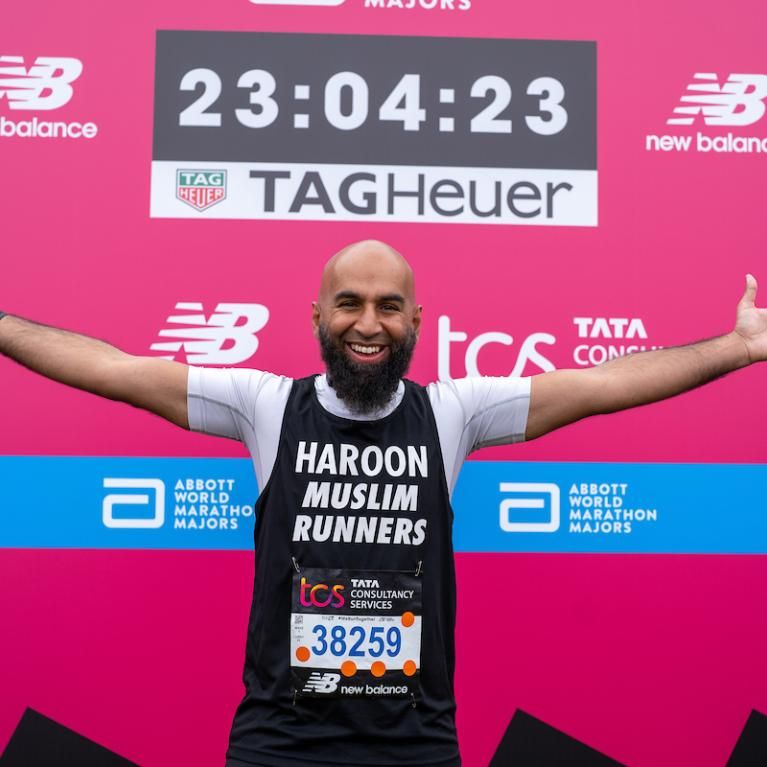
top-left (350, 343), bottom-right (382, 355)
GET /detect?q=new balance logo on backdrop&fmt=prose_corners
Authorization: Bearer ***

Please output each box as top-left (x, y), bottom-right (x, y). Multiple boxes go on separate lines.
top-left (0, 56), bottom-right (82, 110)
top-left (0, 55), bottom-right (97, 139)
top-left (667, 73), bottom-right (767, 126)
top-left (647, 72), bottom-right (767, 155)
top-left (150, 302), bottom-right (270, 365)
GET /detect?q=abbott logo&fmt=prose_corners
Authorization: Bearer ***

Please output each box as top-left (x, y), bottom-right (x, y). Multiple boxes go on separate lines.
top-left (0, 56), bottom-right (82, 110)
top-left (499, 482), bottom-right (560, 533)
top-left (668, 73), bottom-right (767, 126)
top-left (103, 479), bottom-right (165, 529)
top-left (150, 302), bottom-right (269, 365)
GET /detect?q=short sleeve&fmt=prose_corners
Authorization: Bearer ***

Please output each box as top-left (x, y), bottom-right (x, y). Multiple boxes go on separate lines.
top-left (187, 366), bottom-right (293, 488)
top-left (189, 366), bottom-right (276, 440)
top-left (455, 376), bottom-right (532, 451)
top-left (428, 376), bottom-right (531, 494)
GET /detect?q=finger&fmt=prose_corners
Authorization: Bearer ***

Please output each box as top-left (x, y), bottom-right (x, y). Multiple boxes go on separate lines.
top-left (741, 273), bottom-right (758, 308)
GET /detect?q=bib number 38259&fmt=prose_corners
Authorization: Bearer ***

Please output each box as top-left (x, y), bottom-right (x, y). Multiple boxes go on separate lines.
top-left (290, 567), bottom-right (422, 699)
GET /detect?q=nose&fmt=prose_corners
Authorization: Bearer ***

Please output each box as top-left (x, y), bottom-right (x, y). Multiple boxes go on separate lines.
top-left (354, 302), bottom-right (382, 338)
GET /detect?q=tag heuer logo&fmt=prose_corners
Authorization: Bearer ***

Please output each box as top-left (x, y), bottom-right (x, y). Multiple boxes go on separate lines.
top-left (176, 170), bottom-right (226, 211)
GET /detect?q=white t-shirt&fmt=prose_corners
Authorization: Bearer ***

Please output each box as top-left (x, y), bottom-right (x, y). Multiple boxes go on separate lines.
top-left (187, 369), bottom-right (531, 496)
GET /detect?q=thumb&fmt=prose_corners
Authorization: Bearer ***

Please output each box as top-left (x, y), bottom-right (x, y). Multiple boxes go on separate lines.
top-left (740, 273), bottom-right (758, 309)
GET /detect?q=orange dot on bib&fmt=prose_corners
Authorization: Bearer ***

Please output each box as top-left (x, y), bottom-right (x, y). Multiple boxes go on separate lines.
top-left (296, 646), bottom-right (310, 663)
top-left (370, 661), bottom-right (386, 677)
top-left (403, 660), bottom-right (417, 677)
top-left (401, 611), bottom-right (415, 627)
top-left (341, 660), bottom-right (357, 677)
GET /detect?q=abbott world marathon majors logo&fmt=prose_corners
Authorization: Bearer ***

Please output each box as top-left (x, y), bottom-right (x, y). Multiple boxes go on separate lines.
top-left (102, 477), bottom-right (254, 533)
top-left (151, 32), bottom-right (596, 226)
top-left (150, 302), bottom-right (269, 364)
top-left (646, 72), bottom-right (767, 155)
top-left (499, 482), bottom-right (658, 537)
top-left (0, 55), bottom-right (98, 139)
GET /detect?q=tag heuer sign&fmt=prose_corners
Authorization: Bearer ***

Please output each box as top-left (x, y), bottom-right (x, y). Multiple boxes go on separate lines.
top-left (176, 170), bottom-right (227, 211)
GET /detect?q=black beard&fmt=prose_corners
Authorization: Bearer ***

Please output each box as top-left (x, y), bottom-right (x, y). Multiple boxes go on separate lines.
top-left (319, 325), bottom-right (417, 415)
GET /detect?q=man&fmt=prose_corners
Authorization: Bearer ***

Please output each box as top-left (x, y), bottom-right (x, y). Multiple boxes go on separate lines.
top-left (1, 240), bottom-right (764, 767)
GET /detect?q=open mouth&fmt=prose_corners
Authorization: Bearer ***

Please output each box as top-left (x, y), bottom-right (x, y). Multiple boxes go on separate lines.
top-left (346, 342), bottom-right (389, 363)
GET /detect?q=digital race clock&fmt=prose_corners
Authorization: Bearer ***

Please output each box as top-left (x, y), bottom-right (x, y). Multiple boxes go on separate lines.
top-left (151, 32), bottom-right (596, 226)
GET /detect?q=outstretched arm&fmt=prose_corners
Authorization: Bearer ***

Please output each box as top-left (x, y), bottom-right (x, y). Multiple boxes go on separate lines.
top-left (0, 313), bottom-right (189, 428)
top-left (525, 275), bottom-right (764, 440)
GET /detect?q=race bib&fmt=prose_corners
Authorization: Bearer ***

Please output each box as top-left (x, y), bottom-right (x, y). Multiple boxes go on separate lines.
top-left (290, 566), bottom-right (422, 699)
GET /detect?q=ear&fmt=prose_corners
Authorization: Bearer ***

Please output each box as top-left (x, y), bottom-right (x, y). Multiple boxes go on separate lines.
top-left (413, 304), bottom-right (423, 338)
top-left (312, 301), bottom-right (321, 339)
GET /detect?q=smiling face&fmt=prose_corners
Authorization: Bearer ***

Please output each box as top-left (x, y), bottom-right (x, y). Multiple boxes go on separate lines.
top-left (312, 240), bottom-right (422, 413)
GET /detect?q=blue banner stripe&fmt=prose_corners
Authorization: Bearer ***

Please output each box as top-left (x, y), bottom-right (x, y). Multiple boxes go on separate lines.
top-left (452, 460), bottom-right (767, 553)
top-left (0, 457), bottom-right (765, 553)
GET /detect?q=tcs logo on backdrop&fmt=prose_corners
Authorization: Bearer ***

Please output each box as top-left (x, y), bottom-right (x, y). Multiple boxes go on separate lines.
top-left (438, 315), bottom-right (658, 378)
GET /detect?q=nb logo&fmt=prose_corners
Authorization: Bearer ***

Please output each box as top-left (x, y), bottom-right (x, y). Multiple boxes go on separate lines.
top-left (302, 672), bottom-right (341, 694)
top-left (668, 73), bottom-right (767, 126)
top-left (150, 302), bottom-right (270, 365)
top-left (0, 56), bottom-right (83, 111)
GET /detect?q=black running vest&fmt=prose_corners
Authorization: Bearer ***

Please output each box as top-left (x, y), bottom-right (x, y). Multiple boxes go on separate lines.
top-left (227, 376), bottom-right (460, 767)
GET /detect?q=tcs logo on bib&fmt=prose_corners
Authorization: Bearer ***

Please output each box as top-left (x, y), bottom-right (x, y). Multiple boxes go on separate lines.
top-left (300, 577), bottom-right (345, 608)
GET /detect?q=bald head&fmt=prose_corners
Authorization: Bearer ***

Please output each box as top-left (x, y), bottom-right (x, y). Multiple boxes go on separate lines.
top-left (312, 239), bottom-right (421, 410)
top-left (312, 238), bottom-right (422, 352)
top-left (318, 240), bottom-right (416, 306)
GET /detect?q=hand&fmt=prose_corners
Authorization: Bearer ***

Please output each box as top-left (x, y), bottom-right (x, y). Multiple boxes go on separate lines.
top-left (734, 274), bottom-right (767, 363)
